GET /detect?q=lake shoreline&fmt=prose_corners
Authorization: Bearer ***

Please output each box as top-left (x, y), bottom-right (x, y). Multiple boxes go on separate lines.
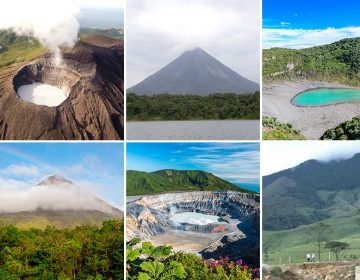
top-left (263, 80), bottom-right (360, 139)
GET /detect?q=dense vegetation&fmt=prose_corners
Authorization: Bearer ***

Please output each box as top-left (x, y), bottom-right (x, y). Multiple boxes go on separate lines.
top-left (127, 169), bottom-right (251, 196)
top-left (127, 92), bottom-right (259, 121)
top-left (321, 116), bottom-right (360, 140)
top-left (263, 37), bottom-right (360, 86)
top-left (127, 239), bottom-right (259, 280)
top-left (0, 220), bottom-right (124, 279)
top-left (0, 29), bottom-right (45, 68)
top-left (262, 116), bottom-right (306, 140)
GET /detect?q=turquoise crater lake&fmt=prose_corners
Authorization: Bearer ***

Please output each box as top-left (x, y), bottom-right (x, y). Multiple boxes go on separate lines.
top-left (292, 88), bottom-right (360, 106)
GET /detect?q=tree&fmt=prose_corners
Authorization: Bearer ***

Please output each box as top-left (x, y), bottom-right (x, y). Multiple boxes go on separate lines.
top-left (325, 241), bottom-right (349, 261)
top-left (308, 223), bottom-right (331, 261)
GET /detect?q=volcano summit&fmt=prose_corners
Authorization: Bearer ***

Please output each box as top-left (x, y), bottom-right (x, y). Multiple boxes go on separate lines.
top-left (0, 34), bottom-right (124, 140)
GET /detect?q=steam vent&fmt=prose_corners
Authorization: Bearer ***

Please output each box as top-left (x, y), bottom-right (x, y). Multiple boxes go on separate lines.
top-left (0, 35), bottom-right (124, 140)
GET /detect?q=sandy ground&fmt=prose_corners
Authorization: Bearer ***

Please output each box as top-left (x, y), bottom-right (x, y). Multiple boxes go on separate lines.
top-left (150, 230), bottom-right (225, 254)
top-left (263, 80), bottom-right (360, 139)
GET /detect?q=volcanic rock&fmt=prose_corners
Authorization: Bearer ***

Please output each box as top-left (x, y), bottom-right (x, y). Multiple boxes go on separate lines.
top-left (0, 35), bottom-right (124, 140)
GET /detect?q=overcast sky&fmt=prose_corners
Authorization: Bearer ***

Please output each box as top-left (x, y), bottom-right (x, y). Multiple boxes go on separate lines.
top-left (262, 142), bottom-right (360, 176)
top-left (75, 0), bottom-right (123, 8)
top-left (126, 0), bottom-right (260, 87)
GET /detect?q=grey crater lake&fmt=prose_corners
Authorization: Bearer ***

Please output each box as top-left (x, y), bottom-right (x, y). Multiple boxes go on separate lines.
top-left (127, 120), bottom-right (260, 140)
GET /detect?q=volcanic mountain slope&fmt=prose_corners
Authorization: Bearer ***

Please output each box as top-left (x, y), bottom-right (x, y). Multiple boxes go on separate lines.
top-left (0, 34), bottom-right (124, 140)
top-left (127, 169), bottom-right (252, 196)
top-left (128, 47), bottom-right (259, 95)
top-left (0, 175), bottom-right (122, 228)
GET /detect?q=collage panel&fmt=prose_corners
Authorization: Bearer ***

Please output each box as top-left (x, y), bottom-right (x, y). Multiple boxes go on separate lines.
top-left (0, 0), bottom-right (124, 140)
top-left (262, 142), bottom-right (360, 279)
top-left (0, 142), bottom-right (124, 278)
top-left (262, 0), bottom-right (360, 140)
top-left (126, 142), bottom-right (260, 279)
top-left (126, 0), bottom-right (260, 140)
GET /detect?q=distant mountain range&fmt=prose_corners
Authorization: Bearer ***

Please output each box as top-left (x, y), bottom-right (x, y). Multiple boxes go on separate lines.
top-left (127, 169), bottom-right (252, 196)
top-left (263, 154), bottom-right (360, 231)
top-left (0, 175), bottom-right (122, 229)
top-left (128, 47), bottom-right (259, 95)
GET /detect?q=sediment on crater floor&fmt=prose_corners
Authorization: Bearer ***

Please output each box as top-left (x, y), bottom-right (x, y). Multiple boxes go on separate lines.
top-left (127, 191), bottom-right (260, 265)
top-left (0, 35), bottom-right (124, 140)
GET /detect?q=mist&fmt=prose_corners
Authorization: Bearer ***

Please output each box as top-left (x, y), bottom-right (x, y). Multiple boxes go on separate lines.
top-left (0, 181), bottom-right (117, 214)
top-left (0, 0), bottom-right (80, 65)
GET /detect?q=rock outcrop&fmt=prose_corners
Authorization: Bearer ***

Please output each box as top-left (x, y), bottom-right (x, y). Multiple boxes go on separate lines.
top-left (0, 35), bottom-right (124, 140)
top-left (127, 191), bottom-right (259, 264)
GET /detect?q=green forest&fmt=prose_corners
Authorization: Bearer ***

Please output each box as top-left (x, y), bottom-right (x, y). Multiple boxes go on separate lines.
top-left (0, 220), bottom-right (124, 279)
top-left (126, 169), bottom-right (251, 196)
top-left (127, 239), bottom-right (259, 280)
top-left (263, 37), bottom-right (360, 86)
top-left (321, 115), bottom-right (360, 140)
top-left (127, 92), bottom-right (259, 121)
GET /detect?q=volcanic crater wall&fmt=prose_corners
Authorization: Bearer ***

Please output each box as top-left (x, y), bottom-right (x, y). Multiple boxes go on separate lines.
top-left (127, 191), bottom-right (259, 240)
top-left (0, 37), bottom-right (124, 140)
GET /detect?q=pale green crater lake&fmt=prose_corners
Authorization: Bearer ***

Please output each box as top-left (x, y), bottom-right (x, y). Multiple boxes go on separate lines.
top-left (170, 212), bottom-right (225, 225)
top-left (292, 88), bottom-right (360, 106)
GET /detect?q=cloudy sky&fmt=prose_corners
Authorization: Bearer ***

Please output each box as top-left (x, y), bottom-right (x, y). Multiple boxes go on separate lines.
top-left (263, 0), bottom-right (360, 49)
top-left (0, 143), bottom-right (124, 209)
top-left (126, 0), bottom-right (260, 87)
top-left (127, 142), bottom-right (260, 192)
top-left (262, 142), bottom-right (360, 176)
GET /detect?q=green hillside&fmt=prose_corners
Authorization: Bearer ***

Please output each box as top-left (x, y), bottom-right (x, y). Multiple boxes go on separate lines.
top-left (263, 156), bottom-right (360, 264)
top-left (263, 37), bottom-right (360, 86)
top-left (127, 169), bottom-right (251, 196)
top-left (321, 116), bottom-right (360, 140)
top-left (0, 29), bottom-right (45, 68)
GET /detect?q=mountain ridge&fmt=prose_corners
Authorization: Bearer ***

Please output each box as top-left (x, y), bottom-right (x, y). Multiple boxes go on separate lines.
top-left (127, 169), bottom-right (254, 196)
top-left (128, 47), bottom-right (259, 95)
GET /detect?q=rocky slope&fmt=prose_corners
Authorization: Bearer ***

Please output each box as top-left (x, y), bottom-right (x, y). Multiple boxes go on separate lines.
top-left (127, 191), bottom-right (259, 264)
top-left (128, 47), bottom-right (259, 95)
top-left (0, 34), bottom-right (124, 140)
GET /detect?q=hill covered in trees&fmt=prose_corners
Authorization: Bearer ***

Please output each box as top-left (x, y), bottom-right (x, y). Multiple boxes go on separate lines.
top-left (263, 37), bottom-right (360, 86)
top-left (127, 92), bottom-right (259, 121)
top-left (127, 169), bottom-right (251, 196)
top-left (0, 220), bottom-right (124, 279)
top-left (262, 116), bottom-right (306, 140)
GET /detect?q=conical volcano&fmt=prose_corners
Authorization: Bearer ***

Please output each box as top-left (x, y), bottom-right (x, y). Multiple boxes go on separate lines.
top-left (128, 47), bottom-right (259, 95)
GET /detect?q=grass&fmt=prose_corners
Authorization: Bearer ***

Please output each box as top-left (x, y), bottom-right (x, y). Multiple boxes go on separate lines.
top-left (263, 215), bottom-right (360, 264)
top-left (0, 40), bottom-right (45, 68)
top-left (262, 116), bottom-right (306, 140)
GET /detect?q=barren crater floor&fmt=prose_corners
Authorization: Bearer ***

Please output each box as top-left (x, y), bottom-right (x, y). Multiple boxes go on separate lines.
top-left (0, 35), bottom-right (124, 140)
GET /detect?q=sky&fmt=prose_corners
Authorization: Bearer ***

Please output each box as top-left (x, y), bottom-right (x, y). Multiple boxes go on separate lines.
top-left (262, 141), bottom-right (360, 176)
top-left (0, 143), bottom-right (124, 209)
top-left (126, 0), bottom-right (260, 87)
top-left (263, 0), bottom-right (360, 49)
top-left (75, 0), bottom-right (124, 8)
top-left (127, 142), bottom-right (260, 192)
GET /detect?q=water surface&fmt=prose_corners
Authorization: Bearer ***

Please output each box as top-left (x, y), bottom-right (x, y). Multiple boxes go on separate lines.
top-left (127, 120), bottom-right (259, 140)
top-left (292, 87), bottom-right (360, 106)
top-left (170, 212), bottom-right (225, 225)
top-left (18, 83), bottom-right (68, 106)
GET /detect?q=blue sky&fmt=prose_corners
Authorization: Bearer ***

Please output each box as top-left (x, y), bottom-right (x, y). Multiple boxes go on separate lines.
top-left (263, 0), bottom-right (360, 49)
top-left (127, 142), bottom-right (260, 192)
top-left (0, 143), bottom-right (124, 209)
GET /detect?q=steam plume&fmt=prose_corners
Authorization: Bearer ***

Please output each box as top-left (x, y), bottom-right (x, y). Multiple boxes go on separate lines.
top-left (0, 0), bottom-right (80, 65)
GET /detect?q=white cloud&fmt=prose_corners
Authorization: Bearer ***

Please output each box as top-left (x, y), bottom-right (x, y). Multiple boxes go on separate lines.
top-left (280, 22), bottom-right (290, 26)
top-left (75, 0), bottom-right (124, 8)
top-left (127, 0), bottom-right (260, 87)
top-left (263, 26), bottom-right (360, 49)
top-left (262, 142), bottom-right (360, 176)
top-left (1, 164), bottom-right (40, 177)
